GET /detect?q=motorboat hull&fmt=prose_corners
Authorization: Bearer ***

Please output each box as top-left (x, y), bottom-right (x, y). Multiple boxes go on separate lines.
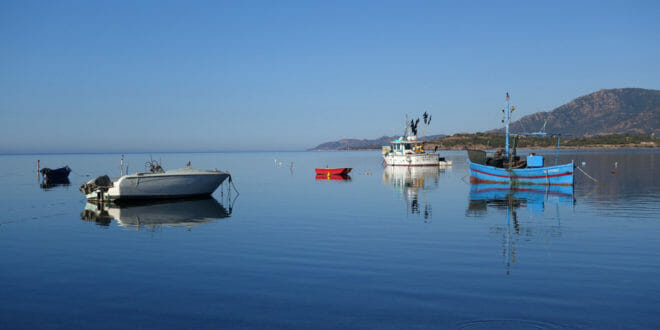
top-left (85, 169), bottom-right (230, 202)
top-left (468, 161), bottom-right (574, 186)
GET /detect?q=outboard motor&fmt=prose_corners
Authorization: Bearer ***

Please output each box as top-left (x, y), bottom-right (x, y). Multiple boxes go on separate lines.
top-left (80, 175), bottom-right (113, 195)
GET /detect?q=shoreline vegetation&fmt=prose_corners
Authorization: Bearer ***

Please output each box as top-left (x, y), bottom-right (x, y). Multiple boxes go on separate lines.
top-left (317, 133), bottom-right (658, 151)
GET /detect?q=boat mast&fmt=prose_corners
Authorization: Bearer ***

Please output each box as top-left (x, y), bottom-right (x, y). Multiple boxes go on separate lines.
top-left (505, 92), bottom-right (511, 158)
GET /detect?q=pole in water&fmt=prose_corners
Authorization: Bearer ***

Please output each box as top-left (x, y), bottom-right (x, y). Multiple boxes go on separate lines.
top-left (505, 93), bottom-right (511, 159)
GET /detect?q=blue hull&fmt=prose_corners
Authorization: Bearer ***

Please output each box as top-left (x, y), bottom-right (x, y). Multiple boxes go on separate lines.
top-left (468, 161), bottom-right (574, 186)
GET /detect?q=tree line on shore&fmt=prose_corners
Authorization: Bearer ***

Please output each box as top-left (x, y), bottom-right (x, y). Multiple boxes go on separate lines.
top-left (348, 133), bottom-right (657, 150)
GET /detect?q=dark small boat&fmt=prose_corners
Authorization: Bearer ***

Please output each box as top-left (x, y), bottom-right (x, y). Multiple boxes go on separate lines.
top-left (40, 166), bottom-right (72, 182)
top-left (315, 167), bottom-right (352, 176)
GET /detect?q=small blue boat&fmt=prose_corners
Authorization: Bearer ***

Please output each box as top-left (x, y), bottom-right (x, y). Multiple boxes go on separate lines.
top-left (467, 93), bottom-right (574, 186)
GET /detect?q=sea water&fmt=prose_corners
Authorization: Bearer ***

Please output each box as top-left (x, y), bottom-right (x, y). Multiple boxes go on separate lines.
top-left (1, 149), bottom-right (658, 329)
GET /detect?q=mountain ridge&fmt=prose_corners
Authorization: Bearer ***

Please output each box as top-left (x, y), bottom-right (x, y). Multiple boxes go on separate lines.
top-left (309, 88), bottom-right (659, 150)
top-left (499, 88), bottom-right (660, 136)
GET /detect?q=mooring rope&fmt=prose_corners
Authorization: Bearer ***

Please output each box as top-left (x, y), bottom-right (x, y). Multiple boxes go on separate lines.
top-left (71, 170), bottom-right (91, 178)
top-left (228, 175), bottom-right (240, 197)
top-left (576, 166), bottom-right (599, 183)
top-left (460, 175), bottom-right (470, 185)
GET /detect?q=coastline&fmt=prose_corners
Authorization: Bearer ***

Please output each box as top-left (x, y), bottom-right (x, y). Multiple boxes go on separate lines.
top-left (309, 143), bottom-right (657, 151)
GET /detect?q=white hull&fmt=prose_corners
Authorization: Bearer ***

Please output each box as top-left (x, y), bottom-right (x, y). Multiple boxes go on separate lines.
top-left (383, 153), bottom-right (452, 167)
top-left (85, 168), bottom-right (229, 201)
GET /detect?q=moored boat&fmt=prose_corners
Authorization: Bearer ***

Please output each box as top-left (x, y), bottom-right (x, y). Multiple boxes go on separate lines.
top-left (81, 161), bottom-right (231, 202)
top-left (315, 167), bottom-right (352, 176)
top-left (382, 113), bottom-right (452, 167)
top-left (40, 166), bottom-right (71, 182)
top-left (467, 93), bottom-right (574, 186)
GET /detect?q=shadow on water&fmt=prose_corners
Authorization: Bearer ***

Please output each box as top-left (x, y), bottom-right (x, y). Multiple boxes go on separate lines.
top-left (467, 184), bottom-right (575, 275)
top-left (383, 166), bottom-right (449, 220)
top-left (80, 197), bottom-right (233, 230)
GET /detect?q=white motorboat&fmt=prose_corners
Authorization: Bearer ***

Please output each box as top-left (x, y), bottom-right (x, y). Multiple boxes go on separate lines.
top-left (81, 167), bottom-right (231, 202)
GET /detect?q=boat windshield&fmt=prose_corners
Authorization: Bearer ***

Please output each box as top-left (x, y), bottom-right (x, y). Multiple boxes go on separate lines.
top-left (391, 143), bottom-right (415, 152)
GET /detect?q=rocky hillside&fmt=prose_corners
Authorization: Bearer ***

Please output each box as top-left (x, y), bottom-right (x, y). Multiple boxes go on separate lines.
top-left (505, 88), bottom-right (660, 136)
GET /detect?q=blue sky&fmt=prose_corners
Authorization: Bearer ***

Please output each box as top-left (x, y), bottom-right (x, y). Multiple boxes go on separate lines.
top-left (1, 0), bottom-right (659, 153)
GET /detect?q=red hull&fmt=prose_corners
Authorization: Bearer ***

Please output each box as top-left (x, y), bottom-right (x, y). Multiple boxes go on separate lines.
top-left (315, 168), bottom-right (352, 175)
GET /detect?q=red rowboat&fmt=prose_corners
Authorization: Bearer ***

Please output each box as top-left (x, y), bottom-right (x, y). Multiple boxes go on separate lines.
top-left (315, 167), bottom-right (352, 176)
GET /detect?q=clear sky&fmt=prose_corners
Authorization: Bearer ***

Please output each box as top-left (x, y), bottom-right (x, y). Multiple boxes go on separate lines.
top-left (1, 0), bottom-right (659, 153)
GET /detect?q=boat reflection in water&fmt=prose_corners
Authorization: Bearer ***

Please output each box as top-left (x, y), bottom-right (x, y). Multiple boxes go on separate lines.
top-left (81, 197), bottom-right (232, 230)
top-left (40, 178), bottom-right (71, 190)
top-left (467, 184), bottom-right (574, 274)
top-left (315, 174), bottom-right (352, 181)
top-left (383, 166), bottom-right (443, 219)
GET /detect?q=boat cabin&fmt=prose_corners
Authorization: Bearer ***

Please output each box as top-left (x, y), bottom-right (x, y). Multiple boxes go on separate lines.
top-left (387, 138), bottom-right (424, 155)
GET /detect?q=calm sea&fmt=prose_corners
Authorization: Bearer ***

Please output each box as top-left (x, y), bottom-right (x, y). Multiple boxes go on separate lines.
top-left (1, 149), bottom-right (659, 329)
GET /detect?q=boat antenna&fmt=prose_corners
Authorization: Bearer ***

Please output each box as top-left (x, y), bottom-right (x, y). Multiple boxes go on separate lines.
top-left (404, 114), bottom-right (409, 138)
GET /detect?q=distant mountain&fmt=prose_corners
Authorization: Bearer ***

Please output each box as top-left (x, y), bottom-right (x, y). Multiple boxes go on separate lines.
top-left (309, 135), bottom-right (447, 151)
top-left (500, 88), bottom-right (660, 137)
top-left (310, 88), bottom-right (658, 151)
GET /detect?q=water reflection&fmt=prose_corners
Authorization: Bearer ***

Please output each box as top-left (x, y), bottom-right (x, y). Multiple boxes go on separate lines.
top-left (315, 174), bottom-right (352, 181)
top-left (81, 197), bottom-right (232, 230)
top-left (467, 184), bottom-right (575, 275)
top-left (467, 184), bottom-right (574, 216)
top-left (40, 178), bottom-right (71, 189)
top-left (383, 166), bottom-right (443, 219)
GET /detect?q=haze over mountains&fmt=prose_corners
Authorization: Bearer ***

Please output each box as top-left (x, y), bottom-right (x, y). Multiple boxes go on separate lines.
top-left (311, 135), bottom-right (446, 151)
top-left (310, 88), bottom-right (659, 150)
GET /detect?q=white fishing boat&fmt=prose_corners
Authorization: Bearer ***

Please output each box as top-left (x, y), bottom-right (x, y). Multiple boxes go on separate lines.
top-left (382, 113), bottom-right (452, 167)
top-left (81, 162), bottom-right (231, 202)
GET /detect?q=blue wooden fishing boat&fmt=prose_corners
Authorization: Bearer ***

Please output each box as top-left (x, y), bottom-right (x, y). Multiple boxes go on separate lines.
top-left (467, 93), bottom-right (574, 186)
